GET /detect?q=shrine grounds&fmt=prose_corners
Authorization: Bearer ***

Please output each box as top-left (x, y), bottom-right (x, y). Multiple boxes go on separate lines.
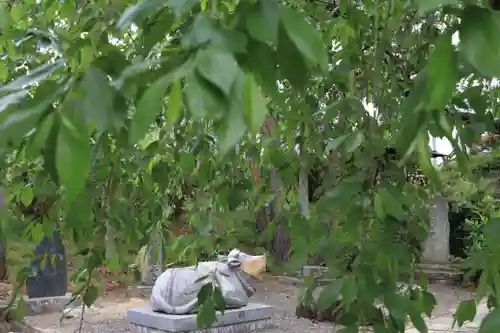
top-left (22, 275), bottom-right (484, 333)
top-left (1, 237), bottom-right (490, 332)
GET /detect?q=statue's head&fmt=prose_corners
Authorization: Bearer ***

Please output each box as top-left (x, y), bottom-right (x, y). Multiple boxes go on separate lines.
top-left (226, 249), bottom-right (266, 280)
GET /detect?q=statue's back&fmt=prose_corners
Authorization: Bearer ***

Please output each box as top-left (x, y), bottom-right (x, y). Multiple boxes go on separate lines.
top-left (150, 264), bottom-right (217, 314)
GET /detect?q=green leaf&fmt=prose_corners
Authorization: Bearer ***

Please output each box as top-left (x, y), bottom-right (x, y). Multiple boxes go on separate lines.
top-left (0, 59), bottom-right (65, 93)
top-left (416, 0), bottom-right (460, 15)
top-left (20, 187), bottom-right (34, 206)
top-left (0, 99), bottom-right (52, 144)
top-left (212, 286), bottom-right (226, 313)
top-left (277, 24), bottom-right (308, 89)
top-left (219, 104), bottom-right (246, 154)
top-left (421, 291), bottom-right (437, 317)
top-left (476, 269), bottom-right (489, 302)
top-left (197, 283), bottom-right (213, 305)
top-left (56, 115), bottom-right (91, 199)
top-left (184, 74), bottom-right (206, 119)
top-left (81, 67), bottom-right (115, 131)
top-left (197, 299), bottom-right (217, 328)
top-left (166, 80), bottom-right (183, 126)
top-left (31, 223), bottom-right (45, 244)
top-left (426, 32), bottom-right (458, 110)
top-left (245, 0), bottom-right (279, 44)
top-left (15, 297), bottom-right (27, 321)
top-left (373, 192), bottom-right (385, 220)
top-left (130, 61), bottom-right (193, 143)
top-left (141, 10), bottom-right (175, 56)
top-left (179, 152), bottom-right (195, 173)
top-left (459, 6), bottom-right (500, 78)
top-left (167, 0), bottom-right (198, 17)
top-left (379, 187), bottom-right (406, 220)
top-left (182, 13), bottom-right (218, 50)
top-left (340, 277), bottom-right (357, 304)
top-left (28, 112), bottom-right (54, 156)
top-left (453, 300), bottom-right (476, 328)
top-left (195, 47), bottom-right (239, 96)
top-left (83, 285), bottom-right (99, 307)
top-left (243, 73), bottom-right (268, 133)
top-left (409, 309), bottom-right (428, 333)
top-left (344, 132), bottom-right (364, 153)
top-left (44, 116), bottom-right (60, 185)
top-left (279, 5), bottom-right (328, 72)
top-left (324, 134), bottom-right (349, 154)
top-left (117, 0), bottom-right (164, 30)
top-left (317, 279), bottom-right (343, 311)
top-left (0, 90), bottom-right (29, 112)
top-left (219, 71), bottom-right (246, 154)
top-left (479, 307), bottom-right (500, 333)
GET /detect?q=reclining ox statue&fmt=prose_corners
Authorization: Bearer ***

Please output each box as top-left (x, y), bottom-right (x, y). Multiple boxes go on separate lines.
top-left (150, 249), bottom-right (266, 315)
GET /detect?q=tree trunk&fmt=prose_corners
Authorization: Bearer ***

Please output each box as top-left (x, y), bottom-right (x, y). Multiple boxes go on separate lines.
top-left (0, 238), bottom-right (6, 281)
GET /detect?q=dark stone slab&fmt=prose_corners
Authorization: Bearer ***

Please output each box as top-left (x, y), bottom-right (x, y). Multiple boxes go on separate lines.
top-left (26, 231), bottom-right (68, 298)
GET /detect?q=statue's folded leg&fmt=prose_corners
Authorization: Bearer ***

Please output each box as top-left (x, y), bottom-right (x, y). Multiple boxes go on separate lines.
top-left (151, 294), bottom-right (199, 315)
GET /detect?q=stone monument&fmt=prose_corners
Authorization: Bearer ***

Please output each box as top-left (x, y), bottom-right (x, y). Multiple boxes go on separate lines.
top-left (24, 230), bottom-right (79, 315)
top-left (419, 195), bottom-right (460, 281)
top-left (127, 249), bottom-right (275, 332)
top-left (421, 195), bottom-right (450, 264)
top-left (136, 233), bottom-right (164, 291)
top-left (26, 231), bottom-right (67, 298)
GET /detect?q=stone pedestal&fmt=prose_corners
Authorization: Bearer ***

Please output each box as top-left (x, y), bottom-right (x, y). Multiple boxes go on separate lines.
top-left (127, 303), bottom-right (274, 333)
top-left (0, 294), bottom-right (81, 316)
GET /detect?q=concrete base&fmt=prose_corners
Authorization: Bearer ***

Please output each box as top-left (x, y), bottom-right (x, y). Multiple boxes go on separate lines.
top-left (299, 265), bottom-right (327, 279)
top-left (127, 303), bottom-right (274, 333)
top-left (23, 294), bottom-right (81, 316)
top-left (416, 263), bottom-right (461, 283)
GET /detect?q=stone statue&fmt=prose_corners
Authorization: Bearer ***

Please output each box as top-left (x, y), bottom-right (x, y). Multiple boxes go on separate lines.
top-left (150, 249), bottom-right (266, 315)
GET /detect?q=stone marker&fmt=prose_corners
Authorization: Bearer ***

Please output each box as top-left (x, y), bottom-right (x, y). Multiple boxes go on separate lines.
top-left (418, 195), bottom-right (461, 282)
top-left (26, 231), bottom-right (67, 298)
top-left (24, 231), bottom-right (79, 315)
top-left (421, 195), bottom-right (450, 264)
top-left (127, 303), bottom-right (274, 333)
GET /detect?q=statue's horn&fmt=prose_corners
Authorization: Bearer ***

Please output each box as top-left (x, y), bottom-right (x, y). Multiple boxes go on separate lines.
top-left (240, 254), bottom-right (266, 279)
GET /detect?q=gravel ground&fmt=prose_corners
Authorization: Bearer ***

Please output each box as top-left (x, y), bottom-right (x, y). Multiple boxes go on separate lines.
top-left (25, 277), bottom-right (472, 333)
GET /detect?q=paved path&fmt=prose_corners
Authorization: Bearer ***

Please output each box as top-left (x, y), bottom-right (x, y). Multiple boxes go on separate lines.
top-left (407, 302), bottom-right (488, 333)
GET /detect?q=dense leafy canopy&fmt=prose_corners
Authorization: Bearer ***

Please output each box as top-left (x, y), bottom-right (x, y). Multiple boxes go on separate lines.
top-left (3, 0), bottom-right (500, 331)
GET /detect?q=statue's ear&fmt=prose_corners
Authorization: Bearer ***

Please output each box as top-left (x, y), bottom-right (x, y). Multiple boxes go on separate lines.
top-left (228, 259), bottom-right (241, 269)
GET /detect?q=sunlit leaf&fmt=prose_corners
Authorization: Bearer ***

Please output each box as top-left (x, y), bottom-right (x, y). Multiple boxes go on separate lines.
top-left (166, 79), bottom-right (183, 127)
top-left (0, 59), bottom-right (64, 93)
top-left (243, 73), bottom-right (268, 133)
